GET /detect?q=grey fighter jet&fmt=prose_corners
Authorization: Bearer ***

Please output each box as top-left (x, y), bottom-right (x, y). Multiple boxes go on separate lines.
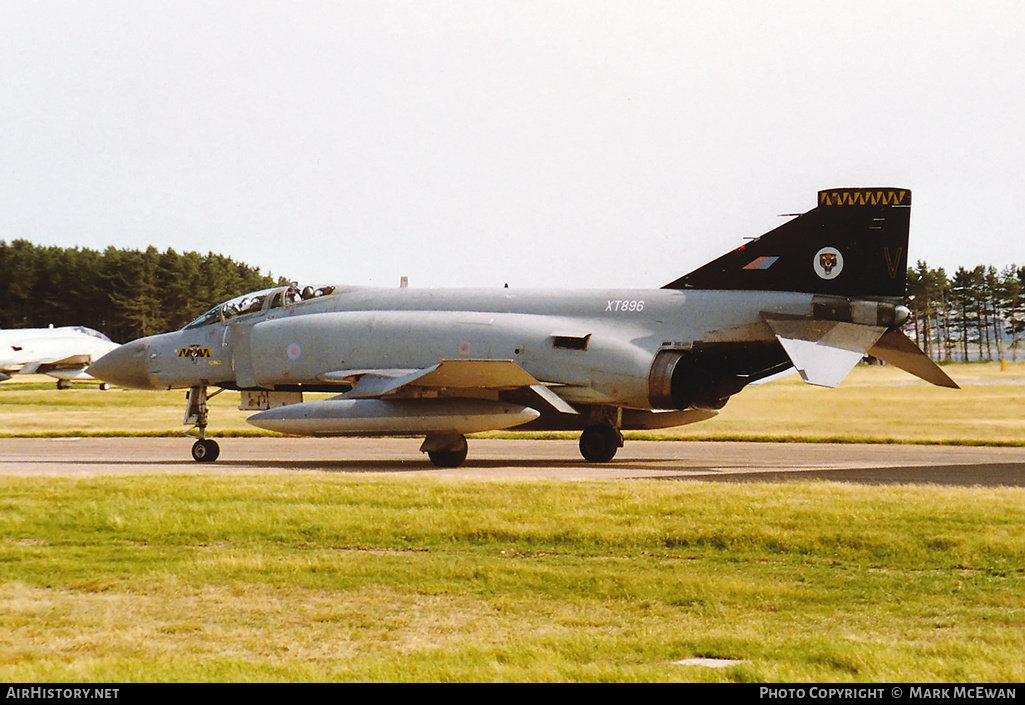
top-left (88, 187), bottom-right (957, 466)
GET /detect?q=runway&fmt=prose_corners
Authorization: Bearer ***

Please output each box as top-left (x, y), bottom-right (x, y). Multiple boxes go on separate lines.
top-left (1, 436), bottom-right (1023, 486)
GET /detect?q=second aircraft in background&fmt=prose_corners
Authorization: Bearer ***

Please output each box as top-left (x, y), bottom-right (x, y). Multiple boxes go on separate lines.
top-left (1, 325), bottom-right (119, 389)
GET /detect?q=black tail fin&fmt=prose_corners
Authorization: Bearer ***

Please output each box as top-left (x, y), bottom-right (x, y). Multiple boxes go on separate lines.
top-left (663, 188), bottom-right (911, 299)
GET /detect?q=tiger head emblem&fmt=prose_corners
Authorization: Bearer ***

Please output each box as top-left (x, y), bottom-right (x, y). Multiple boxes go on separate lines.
top-left (819, 251), bottom-right (838, 275)
top-left (813, 247), bottom-right (843, 280)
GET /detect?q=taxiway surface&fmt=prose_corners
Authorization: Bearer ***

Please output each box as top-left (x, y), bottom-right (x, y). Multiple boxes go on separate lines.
top-left (1, 437), bottom-right (1022, 486)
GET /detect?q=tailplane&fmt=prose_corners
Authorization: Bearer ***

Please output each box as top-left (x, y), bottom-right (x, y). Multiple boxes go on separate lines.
top-left (664, 188), bottom-right (912, 299)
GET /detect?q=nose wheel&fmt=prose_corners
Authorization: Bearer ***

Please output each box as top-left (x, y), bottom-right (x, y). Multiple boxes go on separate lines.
top-left (185, 384), bottom-right (222, 462)
top-left (191, 439), bottom-right (220, 463)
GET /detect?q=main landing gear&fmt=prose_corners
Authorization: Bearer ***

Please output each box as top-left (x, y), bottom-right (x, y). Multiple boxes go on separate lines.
top-left (55, 379), bottom-right (108, 390)
top-left (420, 432), bottom-right (469, 468)
top-left (414, 413), bottom-right (626, 467)
top-left (185, 384), bottom-right (220, 463)
top-left (579, 423), bottom-right (624, 463)
top-left (578, 407), bottom-right (624, 463)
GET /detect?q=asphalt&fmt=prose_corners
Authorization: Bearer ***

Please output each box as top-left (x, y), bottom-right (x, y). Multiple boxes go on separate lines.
top-left (1, 436), bottom-right (1023, 486)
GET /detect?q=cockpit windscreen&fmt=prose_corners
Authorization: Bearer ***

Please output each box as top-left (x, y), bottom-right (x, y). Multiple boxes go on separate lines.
top-left (182, 285), bottom-right (335, 330)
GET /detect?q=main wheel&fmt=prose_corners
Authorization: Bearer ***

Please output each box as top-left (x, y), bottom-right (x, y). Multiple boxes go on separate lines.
top-left (579, 424), bottom-right (622, 463)
top-left (191, 439), bottom-right (220, 463)
top-left (427, 435), bottom-right (469, 468)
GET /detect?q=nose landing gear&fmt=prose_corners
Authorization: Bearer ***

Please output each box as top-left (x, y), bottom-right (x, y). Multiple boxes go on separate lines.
top-left (185, 385), bottom-right (221, 463)
top-left (191, 438), bottom-right (220, 462)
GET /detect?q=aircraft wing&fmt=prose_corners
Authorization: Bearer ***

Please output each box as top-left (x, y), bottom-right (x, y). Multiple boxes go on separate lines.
top-left (17, 354), bottom-right (93, 377)
top-left (323, 359), bottom-right (548, 399)
top-left (39, 353), bottom-right (93, 369)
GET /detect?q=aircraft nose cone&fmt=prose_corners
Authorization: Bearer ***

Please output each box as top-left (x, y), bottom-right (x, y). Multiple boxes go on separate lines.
top-left (87, 340), bottom-right (155, 390)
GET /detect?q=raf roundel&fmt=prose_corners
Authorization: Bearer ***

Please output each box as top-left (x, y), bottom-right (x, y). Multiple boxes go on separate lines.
top-left (813, 247), bottom-right (844, 280)
top-left (286, 343), bottom-right (302, 360)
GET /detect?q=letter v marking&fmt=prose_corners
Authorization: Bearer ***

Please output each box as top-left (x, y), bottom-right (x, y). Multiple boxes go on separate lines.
top-left (884, 247), bottom-right (903, 279)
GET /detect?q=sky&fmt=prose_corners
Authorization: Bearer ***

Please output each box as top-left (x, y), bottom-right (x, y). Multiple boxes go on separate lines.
top-left (2, 1), bottom-right (1024, 291)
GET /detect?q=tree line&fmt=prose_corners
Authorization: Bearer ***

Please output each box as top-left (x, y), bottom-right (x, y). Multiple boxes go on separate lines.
top-left (0, 240), bottom-right (284, 343)
top-left (906, 262), bottom-right (1025, 362)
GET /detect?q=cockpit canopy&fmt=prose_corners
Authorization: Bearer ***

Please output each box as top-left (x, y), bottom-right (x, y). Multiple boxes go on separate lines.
top-left (183, 284), bottom-right (335, 330)
top-left (67, 326), bottom-right (114, 342)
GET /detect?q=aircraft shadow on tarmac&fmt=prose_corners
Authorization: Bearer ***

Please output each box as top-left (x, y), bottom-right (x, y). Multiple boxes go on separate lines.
top-left (667, 463), bottom-right (1025, 487)
top-left (64, 457), bottom-right (1025, 486)
top-left (226, 459), bottom-right (1025, 486)
top-left (219, 457), bottom-right (633, 473)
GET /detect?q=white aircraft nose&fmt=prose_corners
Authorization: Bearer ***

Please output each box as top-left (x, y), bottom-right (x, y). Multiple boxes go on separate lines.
top-left (87, 340), bottom-right (154, 390)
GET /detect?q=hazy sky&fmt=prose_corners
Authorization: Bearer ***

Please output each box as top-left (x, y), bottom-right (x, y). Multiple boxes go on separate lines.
top-left (2, 1), bottom-right (1023, 290)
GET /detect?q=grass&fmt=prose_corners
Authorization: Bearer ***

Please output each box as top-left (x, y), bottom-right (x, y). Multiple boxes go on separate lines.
top-left (0, 475), bottom-right (1023, 682)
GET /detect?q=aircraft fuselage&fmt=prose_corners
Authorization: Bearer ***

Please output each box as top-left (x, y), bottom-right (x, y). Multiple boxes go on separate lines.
top-left (108, 285), bottom-right (864, 408)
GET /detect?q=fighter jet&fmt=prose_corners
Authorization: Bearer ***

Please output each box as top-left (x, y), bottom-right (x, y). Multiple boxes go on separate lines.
top-left (88, 187), bottom-right (957, 466)
top-left (1, 325), bottom-right (120, 388)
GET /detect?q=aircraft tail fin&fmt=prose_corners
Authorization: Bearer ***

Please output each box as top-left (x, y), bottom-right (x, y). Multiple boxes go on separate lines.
top-left (664, 188), bottom-right (912, 299)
